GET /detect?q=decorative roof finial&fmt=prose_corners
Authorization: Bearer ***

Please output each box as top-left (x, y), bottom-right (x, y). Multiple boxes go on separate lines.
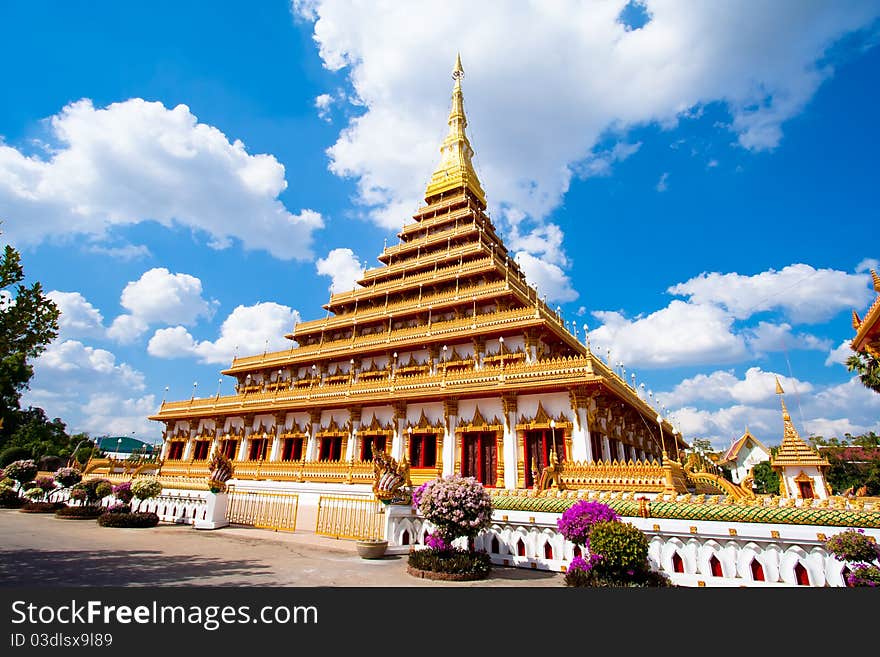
top-left (774, 376), bottom-right (784, 396)
top-left (453, 52), bottom-right (464, 79)
top-left (872, 269), bottom-right (880, 293)
top-left (852, 309), bottom-right (862, 330)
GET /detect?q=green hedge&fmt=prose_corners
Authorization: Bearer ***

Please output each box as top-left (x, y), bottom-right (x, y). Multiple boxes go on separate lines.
top-left (55, 505), bottom-right (103, 519)
top-left (97, 512), bottom-right (159, 528)
top-left (407, 548), bottom-right (491, 578)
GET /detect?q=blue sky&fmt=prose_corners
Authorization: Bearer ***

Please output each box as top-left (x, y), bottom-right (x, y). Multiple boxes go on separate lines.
top-left (1, 1), bottom-right (879, 449)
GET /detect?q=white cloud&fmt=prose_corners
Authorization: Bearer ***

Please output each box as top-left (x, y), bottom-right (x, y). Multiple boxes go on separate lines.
top-left (22, 338), bottom-right (155, 436)
top-left (108, 268), bottom-right (217, 343)
top-left (315, 93), bottom-right (334, 122)
top-left (825, 339), bottom-right (855, 367)
top-left (148, 302), bottom-right (301, 365)
top-left (47, 290), bottom-right (105, 339)
top-left (575, 141), bottom-right (641, 179)
top-left (658, 367), bottom-right (813, 407)
top-left (668, 263), bottom-right (871, 323)
top-left (0, 98), bottom-right (324, 259)
top-left (86, 243), bottom-right (151, 260)
top-left (296, 0), bottom-right (879, 240)
top-left (589, 300), bottom-right (746, 368)
top-left (856, 258), bottom-right (879, 273)
top-left (744, 321), bottom-right (831, 355)
top-left (655, 172), bottom-right (669, 192)
top-left (514, 251), bottom-right (578, 303)
top-left (316, 247), bottom-right (365, 294)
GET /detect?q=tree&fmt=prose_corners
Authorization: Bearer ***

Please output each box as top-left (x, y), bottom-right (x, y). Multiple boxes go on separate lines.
top-left (751, 461), bottom-right (780, 495)
top-left (0, 239), bottom-right (60, 445)
top-left (846, 352), bottom-right (880, 394)
top-left (5, 407), bottom-right (73, 459)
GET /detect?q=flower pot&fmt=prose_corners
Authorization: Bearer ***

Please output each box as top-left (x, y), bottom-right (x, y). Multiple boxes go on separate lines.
top-left (356, 540), bottom-right (388, 559)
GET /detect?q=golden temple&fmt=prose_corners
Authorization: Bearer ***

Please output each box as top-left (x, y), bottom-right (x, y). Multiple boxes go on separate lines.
top-left (147, 56), bottom-right (687, 493)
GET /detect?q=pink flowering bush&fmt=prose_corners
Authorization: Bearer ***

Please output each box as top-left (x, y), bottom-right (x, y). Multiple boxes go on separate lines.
top-left (825, 528), bottom-right (880, 588)
top-left (557, 500), bottom-right (619, 547)
top-left (112, 481), bottom-right (134, 504)
top-left (54, 467), bottom-right (82, 488)
top-left (414, 474), bottom-right (493, 543)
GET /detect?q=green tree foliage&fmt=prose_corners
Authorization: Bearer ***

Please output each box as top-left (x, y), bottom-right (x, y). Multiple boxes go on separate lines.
top-left (751, 461), bottom-right (780, 495)
top-left (0, 239), bottom-right (60, 446)
top-left (846, 351), bottom-right (880, 394)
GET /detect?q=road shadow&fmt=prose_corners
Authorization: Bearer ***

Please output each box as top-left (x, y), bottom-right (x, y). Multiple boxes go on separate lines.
top-left (0, 548), bottom-right (274, 587)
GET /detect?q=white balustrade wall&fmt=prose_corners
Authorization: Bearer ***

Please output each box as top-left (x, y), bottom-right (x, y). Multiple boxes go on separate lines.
top-left (384, 505), bottom-right (880, 587)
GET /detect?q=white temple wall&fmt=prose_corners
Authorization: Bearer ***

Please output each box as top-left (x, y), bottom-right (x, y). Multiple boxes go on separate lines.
top-left (457, 398), bottom-right (504, 425)
top-left (516, 393), bottom-right (571, 423)
top-left (781, 465), bottom-right (828, 500)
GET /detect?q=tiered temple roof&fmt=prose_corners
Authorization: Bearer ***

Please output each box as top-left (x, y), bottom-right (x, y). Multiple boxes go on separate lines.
top-left (852, 269), bottom-right (880, 358)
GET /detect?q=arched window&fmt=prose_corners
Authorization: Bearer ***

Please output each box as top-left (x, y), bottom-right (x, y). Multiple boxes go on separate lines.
top-left (573, 545), bottom-right (582, 558)
top-left (842, 566), bottom-right (852, 587)
top-left (490, 536), bottom-right (500, 554)
top-left (750, 559), bottom-right (765, 582)
top-left (401, 530), bottom-right (410, 546)
top-left (794, 562), bottom-right (810, 586)
top-left (517, 539), bottom-right (526, 557)
top-left (672, 552), bottom-right (684, 573)
top-left (709, 555), bottom-right (723, 577)
top-left (544, 542), bottom-right (554, 559)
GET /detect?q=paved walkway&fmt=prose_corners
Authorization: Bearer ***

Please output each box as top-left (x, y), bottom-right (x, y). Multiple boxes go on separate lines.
top-left (0, 509), bottom-right (563, 587)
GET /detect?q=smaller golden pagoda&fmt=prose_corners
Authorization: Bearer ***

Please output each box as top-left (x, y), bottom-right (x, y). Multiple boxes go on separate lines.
top-left (851, 269), bottom-right (880, 358)
top-left (770, 378), bottom-right (830, 500)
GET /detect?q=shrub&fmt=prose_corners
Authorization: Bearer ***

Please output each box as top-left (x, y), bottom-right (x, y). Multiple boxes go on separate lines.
top-left (95, 481), bottom-right (113, 500)
top-left (106, 503), bottom-right (132, 514)
top-left (3, 459), bottom-right (38, 486)
top-left (54, 467), bottom-right (82, 488)
top-left (587, 520), bottom-right (650, 580)
top-left (98, 512), bottom-right (159, 528)
top-left (408, 548), bottom-right (491, 578)
top-left (72, 478), bottom-right (111, 505)
top-left (0, 447), bottom-right (32, 467)
top-left (846, 564), bottom-right (880, 588)
top-left (557, 500), bottom-right (619, 547)
top-left (414, 474), bottom-right (492, 544)
top-left (0, 487), bottom-right (24, 508)
top-left (69, 487), bottom-right (88, 503)
top-left (131, 478), bottom-right (163, 501)
top-left (112, 481), bottom-right (133, 504)
top-left (825, 529), bottom-right (880, 565)
top-left (23, 487), bottom-right (44, 501)
top-left (20, 501), bottom-right (64, 513)
top-left (55, 505), bottom-right (103, 519)
top-left (35, 475), bottom-right (56, 493)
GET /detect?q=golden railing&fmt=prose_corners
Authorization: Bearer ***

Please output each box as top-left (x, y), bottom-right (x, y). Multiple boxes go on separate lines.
top-left (558, 459), bottom-right (670, 492)
top-left (383, 218), bottom-right (478, 258)
top-left (315, 495), bottom-right (385, 540)
top-left (226, 487), bottom-right (298, 532)
top-left (360, 240), bottom-right (483, 284)
top-left (155, 458), bottom-right (374, 484)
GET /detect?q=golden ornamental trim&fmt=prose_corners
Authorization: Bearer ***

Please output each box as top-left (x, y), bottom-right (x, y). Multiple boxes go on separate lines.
top-left (515, 401), bottom-right (572, 431)
top-left (456, 405), bottom-right (503, 432)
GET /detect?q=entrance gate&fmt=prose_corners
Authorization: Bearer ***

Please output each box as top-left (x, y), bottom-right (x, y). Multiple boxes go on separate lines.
top-left (315, 495), bottom-right (385, 540)
top-left (225, 487), bottom-right (299, 532)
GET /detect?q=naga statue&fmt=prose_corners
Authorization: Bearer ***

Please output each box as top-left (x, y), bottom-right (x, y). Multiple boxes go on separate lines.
top-left (371, 450), bottom-right (412, 504)
top-left (538, 450), bottom-right (565, 491)
top-left (207, 449), bottom-right (235, 493)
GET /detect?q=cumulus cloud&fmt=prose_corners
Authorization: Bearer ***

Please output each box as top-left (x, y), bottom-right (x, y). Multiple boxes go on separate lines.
top-left (107, 268), bottom-right (217, 343)
top-left (0, 98), bottom-right (323, 259)
top-left (47, 291), bottom-right (105, 339)
top-left (295, 0), bottom-right (879, 298)
top-left (668, 263), bottom-right (872, 323)
top-left (316, 247), bottom-right (365, 294)
top-left (514, 252), bottom-right (578, 303)
top-left (658, 367), bottom-right (812, 407)
top-left (22, 338), bottom-right (155, 435)
top-left (590, 300), bottom-right (746, 368)
top-left (744, 321), bottom-right (831, 355)
top-left (825, 339), bottom-right (855, 367)
top-left (148, 302), bottom-right (301, 364)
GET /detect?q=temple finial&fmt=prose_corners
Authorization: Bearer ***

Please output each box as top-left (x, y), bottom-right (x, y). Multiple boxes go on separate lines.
top-left (872, 269), bottom-right (880, 293)
top-left (453, 52), bottom-right (464, 79)
top-left (774, 376), bottom-right (784, 395)
top-left (852, 309), bottom-right (862, 330)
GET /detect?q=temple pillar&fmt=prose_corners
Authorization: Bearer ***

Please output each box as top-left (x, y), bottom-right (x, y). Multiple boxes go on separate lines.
top-left (602, 435), bottom-right (611, 462)
top-left (472, 336), bottom-right (485, 370)
top-left (270, 412), bottom-right (286, 461)
top-left (306, 409), bottom-right (321, 461)
top-left (347, 406), bottom-right (362, 461)
top-left (392, 401), bottom-right (407, 461)
top-left (568, 388), bottom-right (590, 462)
top-left (443, 398), bottom-right (458, 477)
top-left (501, 393), bottom-right (518, 489)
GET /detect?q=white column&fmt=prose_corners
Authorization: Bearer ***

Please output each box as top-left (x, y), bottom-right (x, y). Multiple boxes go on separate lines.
top-left (236, 433), bottom-right (249, 461)
top-left (346, 416), bottom-right (361, 462)
top-left (571, 406), bottom-right (590, 462)
top-left (391, 404), bottom-right (406, 460)
top-left (182, 433), bottom-right (195, 460)
top-left (270, 420), bottom-right (284, 461)
top-left (502, 426), bottom-right (517, 490)
top-left (306, 416), bottom-right (319, 461)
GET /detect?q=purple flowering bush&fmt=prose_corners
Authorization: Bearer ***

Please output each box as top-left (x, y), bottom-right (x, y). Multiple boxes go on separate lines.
top-left (112, 481), bottom-right (134, 504)
top-left (4, 460), bottom-right (38, 488)
top-left (825, 528), bottom-right (880, 588)
top-left (557, 500), bottom-right (619, 547)
top-left (54, 467), bottom-right (82, 488)
top-left (414, 474), bottom-right (492, 543)
top-left (424, 532), bottom-right (450, 551)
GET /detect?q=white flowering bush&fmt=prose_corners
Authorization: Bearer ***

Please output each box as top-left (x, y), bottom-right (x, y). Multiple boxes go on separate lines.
top-left (131, 478), bottom-right (162, 501)
top-left (414, 474), bottom-right (492, 543)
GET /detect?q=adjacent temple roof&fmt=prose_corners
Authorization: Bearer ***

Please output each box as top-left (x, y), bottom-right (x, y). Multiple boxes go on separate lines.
top-left (851, 269), bottom-right (880, 358)
top-left (770, 378), bottom-right (829, 469)
top-left (720, 428), bottom-right (769, 465)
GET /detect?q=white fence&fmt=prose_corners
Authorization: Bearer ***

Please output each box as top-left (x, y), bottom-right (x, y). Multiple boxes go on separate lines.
top-left (384, 505), bottom-right (880, 587)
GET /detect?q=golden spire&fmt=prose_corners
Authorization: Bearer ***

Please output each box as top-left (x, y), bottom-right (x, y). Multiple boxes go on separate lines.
top-left (774, 376), bottom-right (784, 396)
top-left (424, 54), bottom-right (487, 208)
top-left (771, 375), bottom-right (828, 468)
top-left (872, 269), bottom-right (880, 293)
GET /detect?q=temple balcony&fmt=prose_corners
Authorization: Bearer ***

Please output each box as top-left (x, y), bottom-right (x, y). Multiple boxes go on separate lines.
top-left (358, 240), bottom-right (485, 285)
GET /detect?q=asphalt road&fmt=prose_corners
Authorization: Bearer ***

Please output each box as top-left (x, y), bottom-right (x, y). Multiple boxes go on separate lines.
top-left (0, 509), bottom-right (562, 587)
